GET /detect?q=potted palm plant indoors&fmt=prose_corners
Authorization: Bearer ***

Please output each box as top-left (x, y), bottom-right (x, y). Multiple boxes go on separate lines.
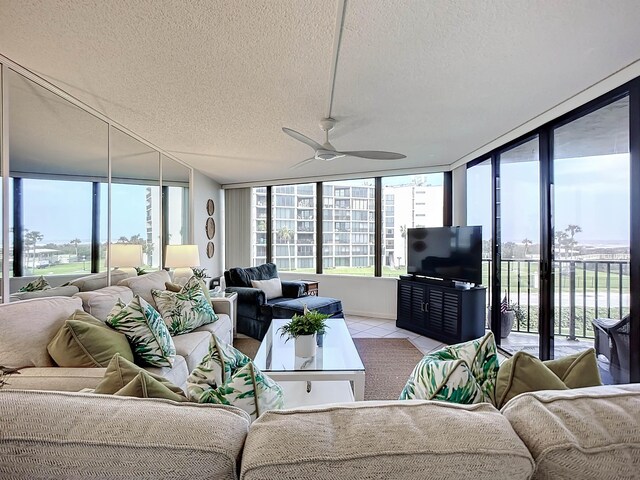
top-left (279, 307), bottom-right (330, 358)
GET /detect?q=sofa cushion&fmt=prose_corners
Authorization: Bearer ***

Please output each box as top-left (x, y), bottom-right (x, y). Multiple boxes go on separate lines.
top-left (400, 331), bottom-right (499, 404)
top-left (227, 263), bottom-right (278, 288)
top-left (501, 384), bottom-right (640, 480)
top-left (11, 285), bottom-right (79, 301)
top-left (113, 371), bottom-right (189, 402)
top-left (118, 269), bottom-right (171, 309)
top-left (73, 285), bottom-right (134, 321)
top-left (241, 400), bottom-right (534, 480)
top-left (0, 296), bottom-right (84, 368)
top-left (18, 275), bottom-right (50, 292)
top-left (193, 314), bottom-right (233, 345)
top-left (7, 367), bottom-right (106, 391)
top-left (94, 353), bottom-right (186, 396)
top-left (251, 277), bottom-right (283, 300)
top-left (47, 310), bottom-right (134, 367)
top-left (187, 335), bottom-right (283, 421)
top-left (495, 349), bottom-right (601, 408)
top-left (70, 269), bottom-right (133, 292)
top-left (106, 296), bottom-right (176, 367)
top-left (145, 355), bottom-right (189, 391)
top-left (0, 390), bottom-right (250, 480)
top-left (152, 276), bottom-right (218, 335)
top-left (172, 331), bottom-right (212, 372)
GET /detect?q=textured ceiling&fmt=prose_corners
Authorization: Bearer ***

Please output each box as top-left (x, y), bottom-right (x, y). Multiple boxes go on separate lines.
top-left (1, 0), bottom-right (640, 185)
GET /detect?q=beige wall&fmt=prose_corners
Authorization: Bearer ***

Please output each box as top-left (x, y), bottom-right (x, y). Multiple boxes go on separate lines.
top-left (192, 169), bottom-right (224, 278)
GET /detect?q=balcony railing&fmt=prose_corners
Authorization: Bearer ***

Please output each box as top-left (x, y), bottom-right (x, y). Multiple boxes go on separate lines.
top-left (483, 258), bottom-right (630, 340)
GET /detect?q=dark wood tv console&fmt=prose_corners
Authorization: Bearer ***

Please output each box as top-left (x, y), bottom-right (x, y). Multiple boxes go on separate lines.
top-left (396, 275), bottom-right (487, 344)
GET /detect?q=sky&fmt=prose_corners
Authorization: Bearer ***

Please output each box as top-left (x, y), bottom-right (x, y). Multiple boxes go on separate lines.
top-left (467, 153), bottom-right (630, 246)
top-left (15, 180), bottom-right (149, 244)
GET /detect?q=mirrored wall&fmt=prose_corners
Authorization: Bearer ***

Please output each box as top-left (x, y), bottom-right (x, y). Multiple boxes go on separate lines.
top-left (0, 63), bottom-right (192, 301)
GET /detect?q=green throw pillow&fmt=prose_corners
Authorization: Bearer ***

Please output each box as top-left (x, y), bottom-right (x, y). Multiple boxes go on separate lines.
top-left (400, 331), bottom-right (499, 405)
top-left (187, 335), bottom-right (284, 421)
top-left (18, 275), bottom-right (51, 292)
top-left (106, 295), bottom-right (176, 367)
top-left (495, 348), bottom-right (602, 408)
top-left (94, 353), bottom-right (185, 396)
top-left (152, 276), bottom-right (218, 335)
top-left (114, 371), bottom-right (188, 402)
top-left (47, 310), bottom-right (134, 367)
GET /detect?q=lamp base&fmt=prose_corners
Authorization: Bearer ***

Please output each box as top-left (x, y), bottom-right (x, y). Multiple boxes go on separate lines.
top-left (173, 267), bottom-right (193, 286)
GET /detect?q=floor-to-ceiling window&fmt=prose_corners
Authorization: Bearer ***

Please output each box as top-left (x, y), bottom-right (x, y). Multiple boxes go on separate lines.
top-left (381, 173), bottom-right (444, 277)
top-left (467, 158), bottom-right (492, 322)
top-left (322, 179), bottom-right (376, 275)
top-left (465, 87), bottom-right (637, 383)
top-left (553, 96), bottom-right (630, 382)
top-left (498, 138), bottom-right (541, 354)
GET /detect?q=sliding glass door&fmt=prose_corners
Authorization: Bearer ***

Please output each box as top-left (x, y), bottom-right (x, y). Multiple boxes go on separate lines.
top-left (498, 138), bottom-right (540, 354)
top-left (552, 96), bottom-right (630, 382)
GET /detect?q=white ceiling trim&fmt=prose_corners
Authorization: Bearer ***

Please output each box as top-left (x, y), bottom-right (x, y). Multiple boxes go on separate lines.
top-left (221, 162), bottom-right (450, 189)
top-left (449, 58), bottom-right (640, 170)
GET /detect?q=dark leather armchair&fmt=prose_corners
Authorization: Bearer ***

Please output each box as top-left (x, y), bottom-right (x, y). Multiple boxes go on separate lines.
top-left (224, 263), bottom-right (305, 340)
top-left (592, 314), bottom-right (630, 383)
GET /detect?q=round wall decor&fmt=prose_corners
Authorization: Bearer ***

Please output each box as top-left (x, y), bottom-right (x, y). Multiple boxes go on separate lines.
top-left (206, 241), bottom-right (215, 258)
top-left (206, 198), bottom-right (215, 216)
top-left (206, 217), bottom-right (216, 239)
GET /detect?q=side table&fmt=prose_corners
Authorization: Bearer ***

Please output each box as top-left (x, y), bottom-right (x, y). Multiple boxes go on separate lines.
top-left (211, 292), bottom-right (238, 339)
top-left (300, 280), bottom-right (319, 296)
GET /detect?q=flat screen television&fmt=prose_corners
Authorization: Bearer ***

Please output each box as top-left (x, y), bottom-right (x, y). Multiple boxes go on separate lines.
top-left (407, 226), bottom-right (483, 285)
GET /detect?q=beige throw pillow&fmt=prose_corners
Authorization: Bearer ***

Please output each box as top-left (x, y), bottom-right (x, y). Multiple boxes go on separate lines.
top-left (251, 277), bottom-right (283, 300)
top-left (47, 310), bottom-right (134, 367)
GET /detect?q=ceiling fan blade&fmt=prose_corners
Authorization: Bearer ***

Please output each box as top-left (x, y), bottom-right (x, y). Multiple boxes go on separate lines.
top-left (290, 157), bottom-right (317, 169)
top-left (340, 150), bottom-right (406, 160)
top-left (282, 127), bottom-right (324, 151)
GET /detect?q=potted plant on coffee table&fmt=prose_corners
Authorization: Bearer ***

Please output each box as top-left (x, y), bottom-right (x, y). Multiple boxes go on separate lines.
top-left (279, 307), bottom-right (330, 358)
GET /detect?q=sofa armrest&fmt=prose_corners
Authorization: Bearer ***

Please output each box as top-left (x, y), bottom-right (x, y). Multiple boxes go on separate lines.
top-left (226, 286), bottom-right (266, 306)
top-left (281, 281), bottom-right (305, 298)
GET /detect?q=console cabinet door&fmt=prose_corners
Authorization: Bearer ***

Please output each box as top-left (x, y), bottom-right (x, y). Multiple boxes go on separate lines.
top-left (397, 281), bottom-right (428, 329)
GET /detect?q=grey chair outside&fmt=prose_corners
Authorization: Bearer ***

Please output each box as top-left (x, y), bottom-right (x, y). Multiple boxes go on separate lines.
top-left (592, 314), bottom-right (630, 383)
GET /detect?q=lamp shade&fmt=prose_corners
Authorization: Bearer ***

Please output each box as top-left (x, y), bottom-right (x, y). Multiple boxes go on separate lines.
top-left (109, 244), bottom-right (143, 267)
top-left (165, 244), bottom-right (200, 268)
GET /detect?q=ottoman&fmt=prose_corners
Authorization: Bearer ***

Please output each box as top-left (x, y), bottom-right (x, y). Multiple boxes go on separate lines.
top-left (269, 295), bottom-right (343, 319)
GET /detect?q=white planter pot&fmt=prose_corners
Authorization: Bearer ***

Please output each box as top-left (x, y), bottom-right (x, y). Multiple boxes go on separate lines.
top-left (295, 334), bottom-right (316, 358)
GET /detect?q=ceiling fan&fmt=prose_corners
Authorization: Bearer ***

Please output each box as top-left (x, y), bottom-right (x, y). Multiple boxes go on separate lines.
top-left (283, 117), bottom-right (406, 168)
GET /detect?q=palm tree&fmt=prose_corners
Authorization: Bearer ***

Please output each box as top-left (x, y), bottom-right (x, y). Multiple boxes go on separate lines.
top-left (277, 227), bottom-right (294, 270)
top-left (399, 225), bottom-right (408, 266)
top-left (554, 231), bottom-right (569, 258)
top-left (521, 238), bottom-right (532, 257)
top-left (70, 238), bottom-right (81, 260)
top-left (565, 224), bottom-right (582, 242)
top-left (24, 230), bottom-right (44, 270)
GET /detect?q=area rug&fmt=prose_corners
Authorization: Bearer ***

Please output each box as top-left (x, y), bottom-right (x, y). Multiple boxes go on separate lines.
top-left (234, 337), bottom-right (423, 401)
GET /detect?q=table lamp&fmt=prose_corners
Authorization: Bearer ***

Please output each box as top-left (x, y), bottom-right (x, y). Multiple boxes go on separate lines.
top-left (109, 244), bottom-right (143, 274)
top-left (165, 244), bottom-right (200, 284)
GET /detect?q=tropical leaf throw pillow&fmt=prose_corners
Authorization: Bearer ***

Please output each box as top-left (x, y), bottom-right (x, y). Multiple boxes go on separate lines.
top-left (106, 295), bottom-right (176, 367)
top-left (18, 275), bottom-right (51, 292)
top-left (187, 335), bottom-right (284, 421)
top-left (400, 331), bottom-right (499, 405)
top-left (151, 276), bottom-right (218, 335)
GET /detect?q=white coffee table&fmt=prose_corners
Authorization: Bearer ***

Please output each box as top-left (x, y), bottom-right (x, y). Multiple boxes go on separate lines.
top-left (254, 318), bottom-right (365, 407)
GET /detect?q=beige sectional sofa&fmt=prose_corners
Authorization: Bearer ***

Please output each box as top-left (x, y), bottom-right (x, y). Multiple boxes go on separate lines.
top-left (0, 384), bottom-right (638, 479)
top-left (0, 270), bottom-right (233, 391)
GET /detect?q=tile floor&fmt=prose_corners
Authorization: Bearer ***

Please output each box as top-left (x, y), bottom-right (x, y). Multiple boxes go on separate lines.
top-left (344, 314), bottom-right (446, 355)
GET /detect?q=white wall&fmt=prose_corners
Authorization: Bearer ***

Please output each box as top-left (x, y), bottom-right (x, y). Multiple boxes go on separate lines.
top-left (192, 169), bottom-right (224, 278)
top-left (279, 272), bottom-right (398, 319)
top-left (452, 165), bottom-right (467, 226)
